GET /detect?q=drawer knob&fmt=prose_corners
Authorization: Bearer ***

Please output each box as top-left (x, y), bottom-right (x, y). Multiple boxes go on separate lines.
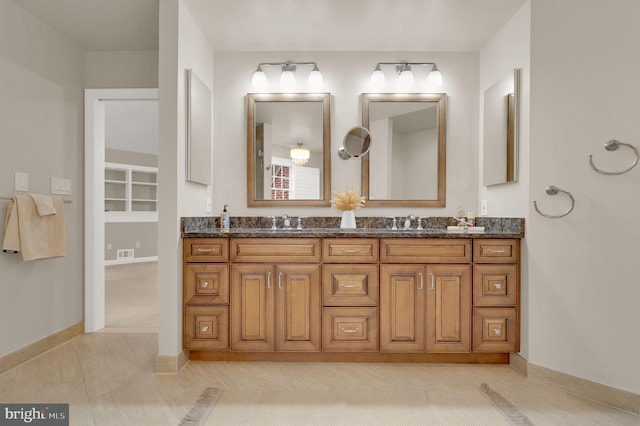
top-left (493, 328), bottom-right (501, 336)
top-left (196, 248), bottom-right (214, 253)
top-left (341, 327), bottom-right (360, 333)
top-left (494, 283), bottom-right (502, 289)
top-left (487, 249), bottom-right (506, 254)
top-left (201, 281), bottom-right (209, 288)
top-left (341, 248), bottom-right (360, 254)
top-left (201, 325), bottom-right (209, 333)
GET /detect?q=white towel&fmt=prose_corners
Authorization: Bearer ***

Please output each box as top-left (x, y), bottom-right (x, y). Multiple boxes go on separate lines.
top-left (29, 194), bottom-right (57, 216)
top-left (2, 194), bottom-right (66, 261)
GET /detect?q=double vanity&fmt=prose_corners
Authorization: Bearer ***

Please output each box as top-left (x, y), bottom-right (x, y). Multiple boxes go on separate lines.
top-left (181, 217), bottom-right (523, 365)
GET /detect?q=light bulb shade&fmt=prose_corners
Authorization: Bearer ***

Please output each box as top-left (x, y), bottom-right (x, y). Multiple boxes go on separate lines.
top-left (252, 67), bottom-right (267, 88)
top-left (280, 64), bottom-right (296, 91)
top-left (290, 143), bottom-right (310, 166)
top-left (308, 65), bottom-right (323, 88)
top-left (370, 65), bottom-right (385, 86)
top-left (426, 65), bottom-right (443, 86)
top-left (398, 66), bottom-right (414, 85)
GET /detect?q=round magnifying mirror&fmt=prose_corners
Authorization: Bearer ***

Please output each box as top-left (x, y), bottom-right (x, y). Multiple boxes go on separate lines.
top-left (339, 126), bottom-right (371, 159)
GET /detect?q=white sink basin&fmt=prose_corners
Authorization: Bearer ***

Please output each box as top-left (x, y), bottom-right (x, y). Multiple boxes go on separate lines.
top-left (447, 226), bottom-right (485, 233)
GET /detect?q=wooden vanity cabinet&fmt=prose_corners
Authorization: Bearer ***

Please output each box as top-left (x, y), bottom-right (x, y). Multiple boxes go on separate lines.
top-left (183, 238), bottom-right (230, 350)
top-left (472, 239), bottom-right (520, 352)
top-left (322, 239), bottom-right (379, 351)
top-left (379, 239), bottom-right (472, 353)
top-left (183, 235), bottom-right (521, 362)
top-left (229, 239), bottom-right (321, 352)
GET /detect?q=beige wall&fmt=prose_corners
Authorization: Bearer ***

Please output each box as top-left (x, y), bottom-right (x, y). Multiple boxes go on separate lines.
top-left (84, 51), bottom-right (158, 88)
top-left (0, 1), bottom-right (84, 357)
top-left (528, 0), bottom-right (640, 394)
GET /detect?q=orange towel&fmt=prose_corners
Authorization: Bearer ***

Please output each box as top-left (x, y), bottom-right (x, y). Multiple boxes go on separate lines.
top-left (2, 194), bottom-right (66, 261)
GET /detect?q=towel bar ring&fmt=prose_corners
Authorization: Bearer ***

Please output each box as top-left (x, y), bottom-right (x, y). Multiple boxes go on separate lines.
top-left (533, 185), bottom-right (575, 219)
top-left (588, 140), bottom-right (638, 175)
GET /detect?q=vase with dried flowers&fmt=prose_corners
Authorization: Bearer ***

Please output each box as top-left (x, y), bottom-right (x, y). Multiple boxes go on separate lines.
top-left (330, 185), bottom-right (366, 229)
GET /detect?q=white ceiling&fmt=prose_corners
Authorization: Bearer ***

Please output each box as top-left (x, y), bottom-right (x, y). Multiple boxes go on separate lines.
top-left (13, 0), bottom-right (526, 52)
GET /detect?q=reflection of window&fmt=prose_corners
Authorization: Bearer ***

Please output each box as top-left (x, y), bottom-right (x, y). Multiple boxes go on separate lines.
top-left (271, 165), bottom-right (290, 200)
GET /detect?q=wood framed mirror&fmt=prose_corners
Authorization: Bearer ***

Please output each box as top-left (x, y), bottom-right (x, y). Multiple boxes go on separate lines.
top-left (362, 93), bottom-right (446, 207)
top-left (247, 93), bottom-right (331, 206)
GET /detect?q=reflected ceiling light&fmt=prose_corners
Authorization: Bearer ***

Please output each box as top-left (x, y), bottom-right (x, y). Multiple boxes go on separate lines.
top-left (251, 61), bottom-right (323, 91)
top-left (369, 62), bottom-right (443, 87)
top-left (290, 143), bottom-right (310, 166)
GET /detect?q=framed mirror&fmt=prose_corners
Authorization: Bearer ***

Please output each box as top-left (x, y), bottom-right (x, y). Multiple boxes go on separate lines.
top-left (362, 93), bottom-right (446, 207)
top-left (247, 93), bottom-right (331, 206)
top-left (483, 69), bottom-right (520, 186)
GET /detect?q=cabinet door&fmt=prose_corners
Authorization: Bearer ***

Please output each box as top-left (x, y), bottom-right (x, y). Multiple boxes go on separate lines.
top-left (230, 264), bottom-right (275, 351)
top-left (425, 265), bottom-right (471, 353)
top-left (380, 265), bottom-right (426, 352)
top-left (275, 264), bottom-right (321, 351)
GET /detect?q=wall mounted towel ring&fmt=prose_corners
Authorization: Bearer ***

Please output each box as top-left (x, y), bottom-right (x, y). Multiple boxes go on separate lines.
top-left (533, 185), bottom-right (575, 219)
top-left (588, 140), bottom-right (638, 175)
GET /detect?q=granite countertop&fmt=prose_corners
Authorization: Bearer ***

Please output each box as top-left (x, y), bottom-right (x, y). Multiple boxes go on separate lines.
top-left (182, 217), bottom-right (524, 239)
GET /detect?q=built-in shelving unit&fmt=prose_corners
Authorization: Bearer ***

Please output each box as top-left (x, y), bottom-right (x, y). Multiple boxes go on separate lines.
top-left (105, 162), bottom-right (158, 222)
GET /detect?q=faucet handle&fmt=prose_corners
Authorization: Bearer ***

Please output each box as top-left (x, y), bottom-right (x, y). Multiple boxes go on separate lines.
top-left (417, 216), bottom-right (425, 230)
top-left (268, 216), bottom-right (277, 230)
top-left (385, 216), bottom-right (398, 230)
top-left (296, 217), bottom-right (306, 230)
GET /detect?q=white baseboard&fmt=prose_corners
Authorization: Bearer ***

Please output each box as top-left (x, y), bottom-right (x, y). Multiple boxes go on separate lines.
top-left (105, 256), bottom-right (158, 266)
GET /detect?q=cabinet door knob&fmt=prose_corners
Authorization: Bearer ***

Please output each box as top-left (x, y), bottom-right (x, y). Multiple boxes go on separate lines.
top-left (201, 325), bottom-right (209, 333)
top-left (201, 281), bottom-right (209, 288)
top-left (341, 327), bottom-right (360, 333)
top-left (494, 283), bottom-right (501, 289)
top-left (493, 328), bottom-right (501, 336)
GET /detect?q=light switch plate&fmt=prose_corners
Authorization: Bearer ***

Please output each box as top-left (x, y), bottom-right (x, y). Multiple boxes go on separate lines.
top-left (51, 177), bottom-right (71, 195)
top-left (14, 172), bottom-right (29, 192)
top-left (481, 200), bottom-right (488, 216)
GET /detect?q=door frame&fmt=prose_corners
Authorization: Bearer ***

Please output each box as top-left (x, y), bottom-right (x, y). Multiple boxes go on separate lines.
top-left (84, 88), bottom-right (159, 332)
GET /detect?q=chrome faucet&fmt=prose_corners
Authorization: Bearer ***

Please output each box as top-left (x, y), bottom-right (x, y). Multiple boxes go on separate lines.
top-left (268, 216), bottom-right (277, 230)
top-left (385, 216), bottom-right (398, 230)
top-left (403, 215), bottom-right (415, 230)
top-left (416, 216), bottom-right (426, 230)
top-left (282, 214), bottom-right (292, 229)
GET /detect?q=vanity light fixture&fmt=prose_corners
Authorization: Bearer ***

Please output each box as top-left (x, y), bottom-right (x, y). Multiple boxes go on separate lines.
top-left (290, 143), bottom-right (310, 166)
top-left (369, 62), bottom-right (442, 87)
top-left (251, 61), bottom-right (324, 90)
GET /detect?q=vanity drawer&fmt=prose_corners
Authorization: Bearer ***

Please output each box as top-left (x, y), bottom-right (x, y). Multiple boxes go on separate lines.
top-left (473, 264), bottom-right (518, 306)
top-left (322, 264), bottom-right (379, 306)
top-left (473, 239), bottom-right (519, 263)
top-left (380, 239), bottom-right (472, 263)
top-left (230, 238), bottom-right (321, 263)
top-left (184, 238), bottom-right (229, 263)
top-left (472, 308), bottom-right (518, 352)
top-left (184, 306), bottom-right (229, 350)
top-left (184, 264), bottom-right (229, 305)
top-left (322, 307), bottom-right (378, 352)
top-left (322, 238), bottom-right (378, 263)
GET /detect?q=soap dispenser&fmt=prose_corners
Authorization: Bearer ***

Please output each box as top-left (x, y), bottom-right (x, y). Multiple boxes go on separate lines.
top-left (221, 205), bottom-right (230, 230)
